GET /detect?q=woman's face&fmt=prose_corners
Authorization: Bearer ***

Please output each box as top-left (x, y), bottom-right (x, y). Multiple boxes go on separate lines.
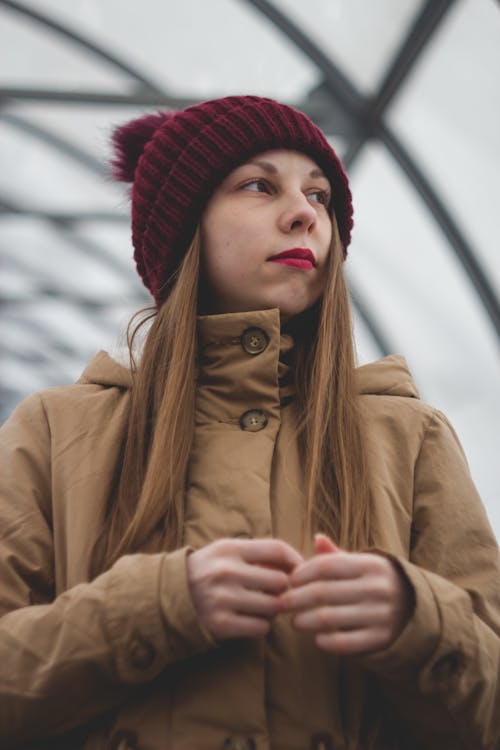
top-left (200, 149), bottom-right (333, 317)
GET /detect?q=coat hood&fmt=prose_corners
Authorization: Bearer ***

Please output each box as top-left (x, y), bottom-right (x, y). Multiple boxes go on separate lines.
top-left (77, 350), bottom-right (419, 400)
top-left (77, 350), bottom-right (132, 389)
top-left (356, 354), bottom-right (419, 399)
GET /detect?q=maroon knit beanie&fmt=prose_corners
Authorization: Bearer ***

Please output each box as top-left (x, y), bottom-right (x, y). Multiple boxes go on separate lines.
top-left (111, 95), bottom-right (353, 305)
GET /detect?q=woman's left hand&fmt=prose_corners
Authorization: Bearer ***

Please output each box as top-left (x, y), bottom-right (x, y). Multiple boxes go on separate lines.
top-left (279, 535), bottom-right (413, 655)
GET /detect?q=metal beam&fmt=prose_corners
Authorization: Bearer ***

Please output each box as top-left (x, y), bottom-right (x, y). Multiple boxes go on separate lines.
top-left (241, 0), bottom-right (363, 117)
top-left (0, 0), bottom-right (162, 92)
top-left (348, 282), bottom-right (392, 357)
top-left (0, 87), bottom-right (192, 108)
top-left (2, 286), bottom-right (146, 310)
top-left (0, 201), bottom-right (128, 224)
top-left (1, 0), bottom-right (498, 342)
top-left (343, 0), bottom-right (457, 164)
top-left (377, 123), bottom-right (500, 338)
top-left (2, 251), bottom-right (135, 308)
top-left (244, 0), bottom-right (499, 341)
top-left (0, 112), bottom-right (107, 176)
top-left (0, 197), bottom-right (138, 287)
top-left (370, 0), bottom-right (456, 118)
top-left (0, 317), bottom-right (82, 357)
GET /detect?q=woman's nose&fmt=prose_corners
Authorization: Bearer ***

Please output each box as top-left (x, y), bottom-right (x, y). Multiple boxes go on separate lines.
top-left (279, 193), bottom-right (317, 234)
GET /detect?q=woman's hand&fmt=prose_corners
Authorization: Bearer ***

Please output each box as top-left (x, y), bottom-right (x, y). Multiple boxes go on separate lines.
top-left (187, 538), bottom-right (303, 640)
top-left (280, 534), bottom-right (413, 655)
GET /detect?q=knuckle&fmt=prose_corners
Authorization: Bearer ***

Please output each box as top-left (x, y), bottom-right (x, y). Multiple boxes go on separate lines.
top-left (211, 587), bottom-right (229, 609)
top-left (371, 554), bottom-right (389, 575)
top-left (377, 578), bottom-right (395, 600)
top-left (212, 538), bottom-right (232, 555)
top-left (272, 539), bottom-right (297, 566)
top-left (213, 609), bottom-right (231, 632)
top-left (261, 573), bottom-right (279, 592)
top-left (316, 556), bottom-right (329, 575)
top-left (373, 601), bottom-right (390, 622)
top-left (211, 558), bottom-right (234, 582)
top-left (321, 556), bottom-right (337, 577)
top-left (372, 627), bottom-right (389, 649)
top-left (272, 570), bottom-right (289, 589)
top-left (312, 582), bottom-right (329, 605)
top-left (207, 539), bottom-right (222, 555)
top-left (273, 541), bottom-right (288, 564)
top-left (318, 607), bottom-right (333, 629)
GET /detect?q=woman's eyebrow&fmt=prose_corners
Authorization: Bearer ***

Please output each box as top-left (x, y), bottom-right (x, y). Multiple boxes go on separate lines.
top-left (243, 160), bottom-right (329, 181)
top-left (244, 160), bottom-right (278, 174)
top-left (309, 167), bottom-right (328, 180)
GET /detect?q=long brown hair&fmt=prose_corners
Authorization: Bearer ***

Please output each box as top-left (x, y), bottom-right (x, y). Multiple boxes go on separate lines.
top-left (293, 218), bottom-right (370, 549)
top-left (94, 219), bottom-right (370, 575)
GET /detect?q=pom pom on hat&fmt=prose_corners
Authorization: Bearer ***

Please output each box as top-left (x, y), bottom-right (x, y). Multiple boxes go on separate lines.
top-left (111, 111), bottom-right (172, 183)
top-left (111, 95), bottom-right (353, 304)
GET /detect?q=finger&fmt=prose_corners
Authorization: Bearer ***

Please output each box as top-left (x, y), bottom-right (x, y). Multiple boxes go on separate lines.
top-left (237, 539), bottom-right (303, 571)
top-left (292, 603), bottom-right (387, 632)
top-left (314, 534), bottom-right (340, 555)
top-left (231, 589), bottom-right (281, 618)
top-left (315, 627), bottom-right (388, 655)
top-left (237, 565), bottom-right (290, 595)
top-left (280, 579), bottom-right (368, 611)
top-left (291, 552), bottom-right (367, 587)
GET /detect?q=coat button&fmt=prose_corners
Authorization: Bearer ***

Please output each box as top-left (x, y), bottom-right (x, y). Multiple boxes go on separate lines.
top-left (128, 635), bottom-right (156, 670)
top-left (239, 409), bottom-right (268, 432)
top-left (431, 651), bottom-right (465, 683)
top-left (223, 737), bottom-right (256, 750)
top-left (241, 327), bottom-right (269, 355)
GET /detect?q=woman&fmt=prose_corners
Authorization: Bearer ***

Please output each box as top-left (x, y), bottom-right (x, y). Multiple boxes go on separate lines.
top-left (0, 95), bottom-right (498, 750)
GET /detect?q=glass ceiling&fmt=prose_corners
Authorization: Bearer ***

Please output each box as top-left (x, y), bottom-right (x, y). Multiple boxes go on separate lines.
top-left (1, 0), bottom-right (499, 537)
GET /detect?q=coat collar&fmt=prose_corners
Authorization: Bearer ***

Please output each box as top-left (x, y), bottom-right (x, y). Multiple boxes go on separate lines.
top-left (77, 312), bottom-right (419, 401)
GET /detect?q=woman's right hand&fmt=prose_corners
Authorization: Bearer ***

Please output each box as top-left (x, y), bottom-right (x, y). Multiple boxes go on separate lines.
top-left (186, 538), bottom-right (302, 640)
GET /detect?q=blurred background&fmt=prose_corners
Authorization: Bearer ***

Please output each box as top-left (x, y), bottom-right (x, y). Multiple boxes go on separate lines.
top-left (1, 0), bottom-right (499, 537)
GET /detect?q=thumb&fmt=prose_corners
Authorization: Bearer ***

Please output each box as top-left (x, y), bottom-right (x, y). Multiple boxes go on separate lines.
top-left (314, 533), bottom-right (340, 555)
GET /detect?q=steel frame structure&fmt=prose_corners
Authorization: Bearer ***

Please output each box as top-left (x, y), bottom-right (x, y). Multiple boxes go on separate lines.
top-left (0, 0), bottom-right (498, 381)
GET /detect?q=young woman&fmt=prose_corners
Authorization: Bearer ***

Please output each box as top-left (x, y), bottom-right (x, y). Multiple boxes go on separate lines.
top-left (0, 95), bottom-right (498, 750)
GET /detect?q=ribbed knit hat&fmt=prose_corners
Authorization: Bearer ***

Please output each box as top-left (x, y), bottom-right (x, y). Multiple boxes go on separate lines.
top-left (111, 95), bottom-right (353, 304)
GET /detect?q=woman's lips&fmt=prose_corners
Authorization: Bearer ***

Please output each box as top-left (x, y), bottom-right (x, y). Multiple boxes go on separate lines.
top-left (269, 257), bottom-right (314, 270)
top-left (267, 248), bottom-right (316, 270)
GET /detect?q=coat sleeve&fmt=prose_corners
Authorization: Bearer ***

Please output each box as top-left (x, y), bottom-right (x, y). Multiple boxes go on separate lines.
top-left (0, 394), bottom-right (215, 746)
top-left (359, 408), bottom-right (500, 750)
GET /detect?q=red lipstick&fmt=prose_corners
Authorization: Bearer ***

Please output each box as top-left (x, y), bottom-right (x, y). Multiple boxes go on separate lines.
top-left (268, 248), bottom-right (316, 270)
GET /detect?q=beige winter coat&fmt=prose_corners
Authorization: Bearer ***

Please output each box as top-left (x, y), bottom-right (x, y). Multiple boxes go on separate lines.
top-left (0, 308), bottom-right (499, 750)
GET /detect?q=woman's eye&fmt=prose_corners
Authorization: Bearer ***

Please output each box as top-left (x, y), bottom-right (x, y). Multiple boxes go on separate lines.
top-left (308, 189), bottom-right (330, 205)
top-left (241, 178), bottom-right (270, 193)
